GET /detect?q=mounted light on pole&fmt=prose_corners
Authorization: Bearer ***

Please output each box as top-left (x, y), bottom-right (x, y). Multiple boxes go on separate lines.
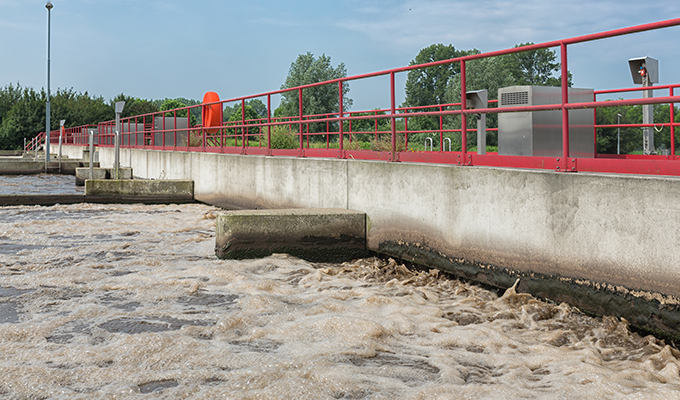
top-left (114, 101), bottom-right (125, 178)
top-left (59, 119), bottom-right (65, 167)
top-left (45, 2), bottom-right (54, 163)
top-left (466, 90), bottom-right (488, 155)
top-left (628, 56), bottom-right (659, 155)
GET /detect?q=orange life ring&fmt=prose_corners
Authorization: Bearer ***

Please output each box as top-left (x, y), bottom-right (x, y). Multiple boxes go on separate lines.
top-left (202, 92), bottom-right (222, 134)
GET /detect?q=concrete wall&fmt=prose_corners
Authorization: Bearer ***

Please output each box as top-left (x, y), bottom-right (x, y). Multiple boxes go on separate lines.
top-left (67, 145), bottom-right (680, 336)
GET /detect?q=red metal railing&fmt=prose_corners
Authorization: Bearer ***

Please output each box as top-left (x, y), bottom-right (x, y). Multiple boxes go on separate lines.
top-left (32, 18), bottom-right (680, 176)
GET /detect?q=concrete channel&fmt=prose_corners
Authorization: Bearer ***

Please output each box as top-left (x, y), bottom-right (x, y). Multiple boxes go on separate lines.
top-left (55, 145), bottom-right (680, 339)
top-left (0, 152), bottom-right (194, 206)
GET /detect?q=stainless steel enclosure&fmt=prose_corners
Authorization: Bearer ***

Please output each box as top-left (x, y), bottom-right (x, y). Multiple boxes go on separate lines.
top-left (498, 86), bottom-right (594, 158)
top-left (122, 123), bottom-right (145, 146)
top-left (154, 117), bottom-right (189, 147)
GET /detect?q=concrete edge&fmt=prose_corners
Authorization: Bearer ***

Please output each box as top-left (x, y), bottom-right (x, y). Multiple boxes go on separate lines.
top-left (215, 208), bottom-right (373, 262)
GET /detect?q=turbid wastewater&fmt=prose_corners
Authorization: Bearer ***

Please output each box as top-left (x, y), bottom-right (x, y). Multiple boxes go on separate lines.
top-left (0, 176), bottom-right (679, 399)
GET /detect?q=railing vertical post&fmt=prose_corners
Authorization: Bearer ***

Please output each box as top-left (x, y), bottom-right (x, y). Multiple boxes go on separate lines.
top-left (460, 60), bottom-right (468, 164)
top-left (199, 108), bottom-right (206, 151)
top-left (162, 111), bottom-right (166, 150)
top-left (404, 116), bottom-right (408, 148)
top-left (219, 109), bottom-right (224, 152)
top-left (89, 129), bottom-right (94, 180)
top-left (439, 105), bottom-right (444, 152)
top-left (298, 89), bottom-right (304, 156)
top-left (267, 94), bottom-right (272, 156)
top-left (593, 92), bottom-right (598, 156)
top-left (560, 42), bottom-right (570, 171)
top-left (671, 87), bottom-right (676, 157)
top-left (142, 115), bottom-right (146, 149)
top-left (390, 71), bottom-right (398, 161)
top-left (173, 111), bottom-right (177, 149)
top-left (338, 81), bottom-right (344, 157)
top-left (241, 99), bottom-right (246, 154)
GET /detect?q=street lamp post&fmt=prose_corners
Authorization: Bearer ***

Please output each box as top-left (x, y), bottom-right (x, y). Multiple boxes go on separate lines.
top-left (45, 2), bottom-right (53, 163)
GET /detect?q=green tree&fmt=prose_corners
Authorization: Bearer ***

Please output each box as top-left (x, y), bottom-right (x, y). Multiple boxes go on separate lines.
top-left (0, 87), bottom-right (46, 150)
top-left (226, 105), bottom-right (263, 139)
top-left (600, 103), bottom-right (680, 154)
top-left (445, 55), bottom-right (517, 149)
top-left (501, 43), bottom-right (572, 87)
top-left (224, 99), bottom-right (268, 122)
top-left (0, 83), bottom-right (23, 127)
top-left (247, 99), bottom-right (267, 119)
top-left (159, 98), bottom-right (196, 125)
top-left (402, 44), bottom-right (475, 136)
top-left (52, 88), bottom-right (113, 127)
top-left (111, 93), bottom-right (159, 120)
top-left (594, 103), bottom-right (642, 154)
top-left (275, 52), bottom-right (352, 137)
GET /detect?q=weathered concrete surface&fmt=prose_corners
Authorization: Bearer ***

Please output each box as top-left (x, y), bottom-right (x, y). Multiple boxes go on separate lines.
top-left (75, 167), bottom-right (107, 185)
top-left (75, 167), bottom-right (132, 186)
top-left (0, 150), bottom-right (24, 156)
top-left (85, 179), bottom-right (194, 203)
top-left (65, 144), bottom-right (680, 338)
top-left (0, 194), bottom-right (85, 206)
top-left (0, 158), bottom-right (96, 175)
top-left (216, 208), bottom-right (371, 262)
top-left (0, 159), bottom-right (44, 174)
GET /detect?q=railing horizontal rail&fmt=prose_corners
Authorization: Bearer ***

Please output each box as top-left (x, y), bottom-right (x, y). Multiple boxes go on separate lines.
top-left (29, 18), bottom-right (680, 176)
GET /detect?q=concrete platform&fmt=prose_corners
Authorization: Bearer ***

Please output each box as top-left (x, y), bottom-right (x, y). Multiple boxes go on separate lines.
top-left (0, 158), bottom-right (97, 175)
top-left (0, 194), bottom-right (85, 206)
top-left (85, 179), bottom-right (194, 204)
top-left (215, 208), bottom-right (371, 262)
top-left (75, 167), bottom-right (132, 186)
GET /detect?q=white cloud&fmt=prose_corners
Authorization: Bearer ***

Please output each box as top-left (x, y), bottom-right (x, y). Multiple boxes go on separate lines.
top-left (339, 0), bottom-right (678, 55)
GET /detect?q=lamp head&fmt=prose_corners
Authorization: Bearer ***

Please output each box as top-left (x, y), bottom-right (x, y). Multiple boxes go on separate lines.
top-left (46, 2), bottom-right (53, 10)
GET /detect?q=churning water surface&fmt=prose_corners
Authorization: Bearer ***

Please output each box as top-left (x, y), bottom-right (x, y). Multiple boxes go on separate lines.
top-left (0, 174), bottom-right (83, 195)
top-left (0, 181), bottom-right (679, 398)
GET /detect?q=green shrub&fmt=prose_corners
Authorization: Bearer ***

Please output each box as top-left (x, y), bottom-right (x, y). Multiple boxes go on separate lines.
top-left (269, 125), bottom-right (298, 149)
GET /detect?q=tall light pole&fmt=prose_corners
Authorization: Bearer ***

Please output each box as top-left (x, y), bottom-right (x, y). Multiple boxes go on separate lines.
top-left (45, 2), bottom-right (53, 163)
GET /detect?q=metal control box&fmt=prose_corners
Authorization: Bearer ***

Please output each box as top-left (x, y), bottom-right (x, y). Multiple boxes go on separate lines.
top-left (498, 86), bottom-right (594, 158)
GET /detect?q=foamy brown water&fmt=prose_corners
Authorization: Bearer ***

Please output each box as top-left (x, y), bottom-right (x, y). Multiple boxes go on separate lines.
top-left (0, 202), bottom-right (679, 399)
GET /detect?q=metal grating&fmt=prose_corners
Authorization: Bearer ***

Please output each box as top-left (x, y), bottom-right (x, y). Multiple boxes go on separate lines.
top-left (501, 91), bottom-right (529, 106)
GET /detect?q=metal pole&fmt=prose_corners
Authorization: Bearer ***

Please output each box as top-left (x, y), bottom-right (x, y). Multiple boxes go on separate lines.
top-left (267, 94), bottom-right (272, 155)
top-left (114, 102), bottom-right (125, 178)
top-left (617, 113), bottom-right (621, 155)
top-left (114, 130), bottom-right (120, 179)
top-left (58, 129), bottom-right (62, 173)
top-left (477, 114), bottom-right (486, 155)
top-left (89, 129), bottom-right (94, 180)
top-left (642, 74), bottom-right (654, 154)
top-left (45, 2), bottom-right (53, 164)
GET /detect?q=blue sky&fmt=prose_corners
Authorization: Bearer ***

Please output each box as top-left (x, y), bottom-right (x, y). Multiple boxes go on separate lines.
top-left (1, 0), bottom-right (679, 112)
